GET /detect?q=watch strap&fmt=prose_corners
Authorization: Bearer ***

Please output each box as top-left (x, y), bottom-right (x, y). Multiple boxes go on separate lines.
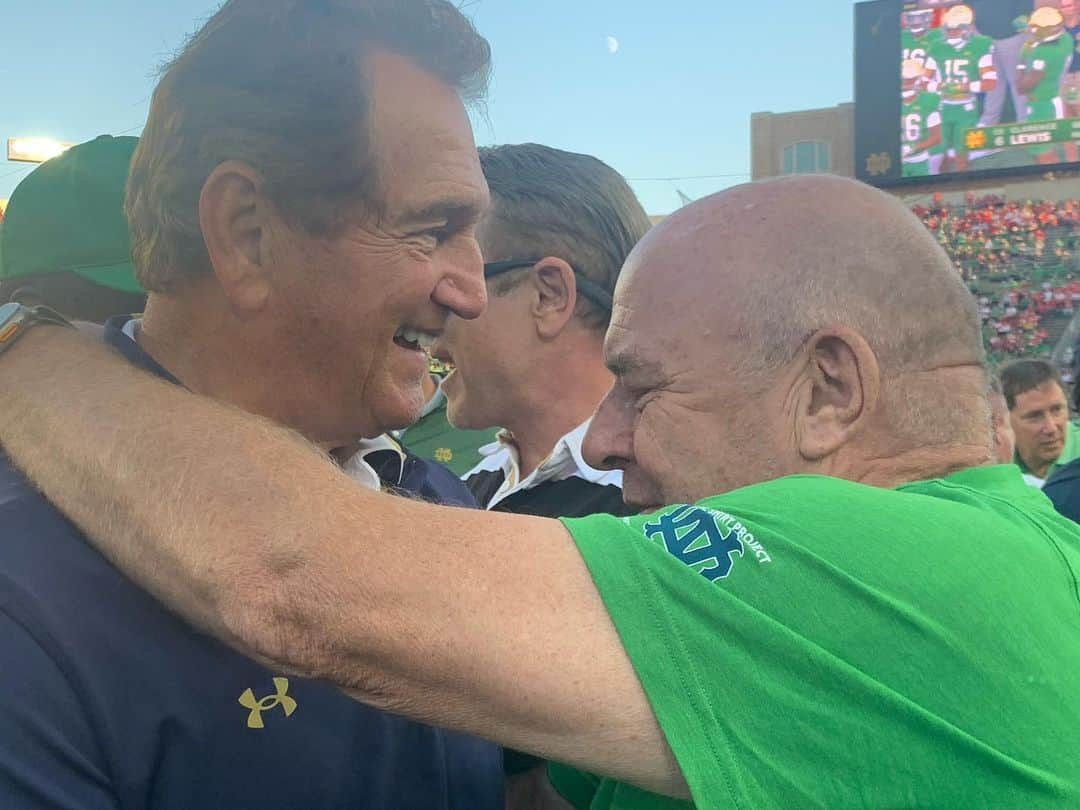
top-left (0, 304), bottom-right (76, 358)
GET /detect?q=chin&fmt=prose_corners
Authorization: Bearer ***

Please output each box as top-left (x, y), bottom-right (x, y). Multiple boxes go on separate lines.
top-left (372, 388), bottom-right (426, 434)
top-left (445, 400), bottom-right (485, 432)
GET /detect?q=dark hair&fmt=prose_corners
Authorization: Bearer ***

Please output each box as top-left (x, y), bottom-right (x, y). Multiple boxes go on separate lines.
top-left (127, 0), bottom-right (490, 292)
top-left (0, 273), bottom-right (147, 325)
top-left (999, 359), bottom-right (1062, 410)
top-left (478, 144), bottom-right (652, 330)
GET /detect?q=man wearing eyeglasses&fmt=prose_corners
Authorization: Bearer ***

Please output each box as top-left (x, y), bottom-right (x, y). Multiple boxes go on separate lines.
top-left (430, 144), bottom-right (651, 805)
top-left (432, 144), bottom-right (650, 521)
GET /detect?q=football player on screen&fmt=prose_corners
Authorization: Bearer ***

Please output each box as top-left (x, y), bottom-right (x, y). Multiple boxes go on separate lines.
top-left (1017, 6), bottom-right (1075, 165)
top-left (901, 59), bottom-right (944, 177)
top-left (925, 4), bottom-right (997, 172)
top-left (903, 4), bottom-right (943, 68)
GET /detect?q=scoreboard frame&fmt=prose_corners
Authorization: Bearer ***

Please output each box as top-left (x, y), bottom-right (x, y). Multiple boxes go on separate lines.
top-left (854, 0), bottom-right (1080, 187)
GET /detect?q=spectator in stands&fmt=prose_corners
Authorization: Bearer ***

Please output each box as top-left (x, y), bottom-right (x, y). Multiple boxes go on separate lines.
top-left (1001, 358), bottom-right (1080, 483)
top-left (991, 374), bottom-right (1045, 487)
top-left (5, 175), bottom-right (1080, 806)
top-left (434, 144), bottom-right (647, 518)
top-left (912, 195), bottom-right (1080, 365)
top-left (0, 136), bottom-right (146, 324)
top-left (0, 1), bottom-right (504, 807)
top-left (431, 143), bottom-right (649, 803)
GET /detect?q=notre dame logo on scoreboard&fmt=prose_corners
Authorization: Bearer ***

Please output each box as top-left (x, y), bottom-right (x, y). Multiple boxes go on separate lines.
top-left (865, 152), bottom-right (893, 177)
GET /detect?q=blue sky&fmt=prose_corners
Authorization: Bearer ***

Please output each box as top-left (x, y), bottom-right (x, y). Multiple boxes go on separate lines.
top-left (0, 1), bottom-right (856, 215)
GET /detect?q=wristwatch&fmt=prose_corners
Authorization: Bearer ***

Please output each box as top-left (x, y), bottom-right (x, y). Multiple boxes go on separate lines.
top-left (0, 302), bottom-right (76, 357)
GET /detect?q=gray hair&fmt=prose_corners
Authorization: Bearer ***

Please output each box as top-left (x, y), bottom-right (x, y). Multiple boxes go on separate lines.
top-left (127, 0), bottom-right (491, 292)
top-left (478, 144), bottom-right (652, 330)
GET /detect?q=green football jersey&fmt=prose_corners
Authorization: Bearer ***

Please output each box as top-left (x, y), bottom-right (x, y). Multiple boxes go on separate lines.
top-left (1022, 32), bottom-right (1075, 103)
top-left (902, 28), bottom-right (939, 67)
top-left (929, 34), bottom-right (995, 103)
top-left (555, 467), bottom-right (1080, 808)
top-left (902, 90), bottom-right (942, 160)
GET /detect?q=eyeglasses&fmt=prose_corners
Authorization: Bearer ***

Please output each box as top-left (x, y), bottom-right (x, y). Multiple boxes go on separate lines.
top-left (483, 260), bottom-right (613, 313)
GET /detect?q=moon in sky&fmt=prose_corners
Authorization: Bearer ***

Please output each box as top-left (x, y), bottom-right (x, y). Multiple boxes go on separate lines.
top-left (606, 36), bottom-right (619, 54)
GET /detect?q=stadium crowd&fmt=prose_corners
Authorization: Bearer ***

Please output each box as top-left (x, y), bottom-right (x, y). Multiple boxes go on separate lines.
top-left (0, 1), bottom-right (1079, 809)
top-left (913, 193), bottom-right (1080, 281)
top-left (908, 194), bottom-right (1080, 363)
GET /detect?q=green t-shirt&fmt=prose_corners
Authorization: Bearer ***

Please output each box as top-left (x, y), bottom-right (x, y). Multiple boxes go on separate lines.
top-left (902, 91), bottom-right (942, 161)
top-left (556, 467), bottom-right (1080, 808)
top-left (929, 35), bottom-right (995, 103)
top-left (902, 28), bottom-right (941, 67)
top-left (399, 394), bottom-right (499, 477)
top-left (1021, 33), bottom-right (1076, 103)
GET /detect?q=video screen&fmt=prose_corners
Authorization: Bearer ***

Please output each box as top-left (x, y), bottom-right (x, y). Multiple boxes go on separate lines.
top-left (900, 1), bottom-right (1080, 179)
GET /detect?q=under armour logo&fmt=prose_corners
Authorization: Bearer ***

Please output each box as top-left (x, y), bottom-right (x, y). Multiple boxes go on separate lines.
top-left (644, 505), bottom-right (745, 581)
top-left (238, 677), bottom-right (298, 729)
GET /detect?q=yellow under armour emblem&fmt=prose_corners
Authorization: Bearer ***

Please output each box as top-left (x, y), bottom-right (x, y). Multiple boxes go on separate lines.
top-left (238, 677), bottom-right (298, 729)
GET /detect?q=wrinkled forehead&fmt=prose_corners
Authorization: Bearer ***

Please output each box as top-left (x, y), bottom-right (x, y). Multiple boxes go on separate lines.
top-left (604, 230), bottom-right (732, 381)
top-left (367, 50), bottom-right (488, 219)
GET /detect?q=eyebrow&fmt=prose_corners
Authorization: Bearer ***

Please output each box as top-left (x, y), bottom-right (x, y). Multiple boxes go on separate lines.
top-left (399, 199), bottom-right (487, 227)
top-left (605, 350), bottom-right (663, 380)
top-left (1021, 404), bottom-right (1063, 417)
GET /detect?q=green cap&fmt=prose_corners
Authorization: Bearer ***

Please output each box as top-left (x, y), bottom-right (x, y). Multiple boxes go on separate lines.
top-left (0, 135), bottom-right (142, 294)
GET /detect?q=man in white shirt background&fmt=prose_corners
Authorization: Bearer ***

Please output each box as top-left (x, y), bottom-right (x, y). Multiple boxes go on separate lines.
top-left (430, 143), bottom-right (653, 804)
top-left (432, 143), bottom-right (652, 519)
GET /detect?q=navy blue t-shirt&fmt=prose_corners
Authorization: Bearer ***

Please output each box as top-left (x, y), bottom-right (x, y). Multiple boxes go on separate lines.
top-left (0, 319), bottom-right (501, 808)
top-left (1044, 456), bottom-right (1080, 524)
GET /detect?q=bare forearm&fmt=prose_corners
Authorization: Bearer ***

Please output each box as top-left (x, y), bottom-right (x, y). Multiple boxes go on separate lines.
top-left (0, 329), bottom-right (688, 797)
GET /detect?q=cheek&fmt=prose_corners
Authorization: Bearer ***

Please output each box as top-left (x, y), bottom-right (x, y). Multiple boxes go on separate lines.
top-left (633, 404), bottom-right (692, 486)
top-left (450, 321), bottom-right (490, 375)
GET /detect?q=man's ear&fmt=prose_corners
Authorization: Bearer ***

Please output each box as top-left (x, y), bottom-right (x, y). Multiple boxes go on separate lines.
top-left (795, 326), bottom-right (881, 461)
top-left (198, 161), bottom-right (271, 315)
top-left (529, 257), bottom-right (577, 339)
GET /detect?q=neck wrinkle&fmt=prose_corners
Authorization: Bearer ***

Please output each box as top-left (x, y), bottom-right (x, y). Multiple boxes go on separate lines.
top-left (850, 443), bottom-right (993, 490)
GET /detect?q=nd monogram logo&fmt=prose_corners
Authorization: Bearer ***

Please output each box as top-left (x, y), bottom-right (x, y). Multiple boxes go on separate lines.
top-left (643, 506), bottom-right (744, 582)
top-left (238, 677), bottom-right (298, 729)
top-left (865, 152), bottom-right (893, 177)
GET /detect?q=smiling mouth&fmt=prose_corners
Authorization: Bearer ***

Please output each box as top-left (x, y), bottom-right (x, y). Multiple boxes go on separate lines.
top-left (393, 327), bottom-right (438, 353)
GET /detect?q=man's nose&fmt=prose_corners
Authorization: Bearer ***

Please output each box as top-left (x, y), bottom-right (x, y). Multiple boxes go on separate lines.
top-left (583, 387), bottom-right (634, 472)
top-left (434, 244), bottom-right (487, 321)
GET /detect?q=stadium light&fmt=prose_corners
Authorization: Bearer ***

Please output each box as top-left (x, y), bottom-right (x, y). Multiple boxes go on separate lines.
top-left (6, 137), bottom-right (75, 164)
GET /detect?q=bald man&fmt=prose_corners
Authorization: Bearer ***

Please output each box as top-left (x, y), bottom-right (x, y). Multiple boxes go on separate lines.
top-left (0, 176), bottom-right (1078, 808)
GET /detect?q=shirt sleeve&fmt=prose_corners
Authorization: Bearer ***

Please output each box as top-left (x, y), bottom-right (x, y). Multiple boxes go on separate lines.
top-left (0, 606), bottom-right (116, 809)
top-left (559, 480), bottom-right (1066, 808)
